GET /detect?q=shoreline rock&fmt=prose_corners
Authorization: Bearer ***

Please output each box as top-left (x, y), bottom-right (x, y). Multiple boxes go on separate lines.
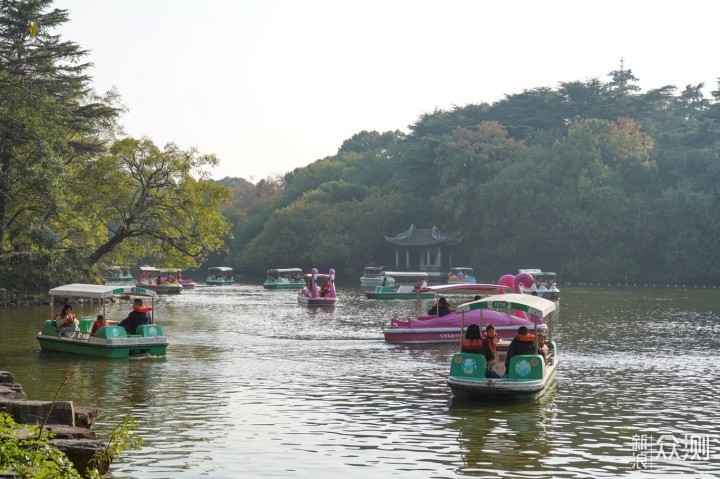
top-left (0, 370), bottom-right (110, 476)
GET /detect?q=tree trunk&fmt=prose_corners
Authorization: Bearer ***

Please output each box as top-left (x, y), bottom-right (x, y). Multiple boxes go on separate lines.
top-left (0, 132), bottom-right (11, 249)
top-left (86, 230), bottom-right (132, 266)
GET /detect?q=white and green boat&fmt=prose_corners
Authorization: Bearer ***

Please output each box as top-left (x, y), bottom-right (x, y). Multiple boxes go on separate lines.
top-left (37, 284), bottom-right (168, 359)
top-left (263, 268), bottom-right (304, 290)
top-left (206, 266), bottom-right (235, 285)
top-left (365, 271), bottom-right (433, 299)
top-left (447, 293), bottom-right (558, 400)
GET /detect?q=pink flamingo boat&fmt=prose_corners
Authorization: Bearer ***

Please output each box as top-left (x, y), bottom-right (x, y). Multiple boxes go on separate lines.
top-left (382, 273), bottom-right (547, 344)
top-left (297, 268), bottom-right (338, 306)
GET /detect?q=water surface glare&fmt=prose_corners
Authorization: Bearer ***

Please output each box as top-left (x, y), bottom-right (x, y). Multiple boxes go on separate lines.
top-left (1, 285), bottom-right (718, 478)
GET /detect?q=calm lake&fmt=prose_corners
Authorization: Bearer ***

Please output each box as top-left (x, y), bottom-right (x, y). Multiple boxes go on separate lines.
top-left (1, 284), bottom-right (719, 478)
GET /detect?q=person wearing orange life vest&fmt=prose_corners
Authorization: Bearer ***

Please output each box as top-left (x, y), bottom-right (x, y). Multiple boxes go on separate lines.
top-left (91, 314), bottom-right (108, 335)
top-left (480, 324), bottom-right (501, 378)
top-left (505, 325), bottom-right (537, 373)
top-left (119, 298), bottom-right (152, 335)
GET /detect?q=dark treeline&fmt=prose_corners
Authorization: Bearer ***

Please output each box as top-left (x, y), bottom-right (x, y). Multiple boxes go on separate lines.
top-left (215, 67), bottom-right (720, 285)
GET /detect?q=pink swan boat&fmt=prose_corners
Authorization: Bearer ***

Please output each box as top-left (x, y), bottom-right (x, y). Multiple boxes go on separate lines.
top-left (298, 268), bottom-right (338, 306)
top-left (382, 273), bottom-right (547, 344)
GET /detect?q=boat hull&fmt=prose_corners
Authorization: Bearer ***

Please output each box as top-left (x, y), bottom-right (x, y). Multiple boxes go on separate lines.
top-left (36, 322), bottom-right (168, 359)
top-left (366, 292), bottom-right (435, 300)
top-left (264, 280), bottom-right (304, 290)
top-left (297, 297), bottom-right (337, 306)
top-left (136, 282), bottom-right (183, 294)
top-left (383, 307), bottom-right (547, 344)
top-left (103, 275), bottom-right (134, 283)
top-left (178, 280), bottom-right (197, 289)
top-left (206, 278), bottom-right (234, 285)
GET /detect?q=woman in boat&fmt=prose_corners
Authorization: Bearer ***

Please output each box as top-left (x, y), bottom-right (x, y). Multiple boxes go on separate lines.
top-left (119, 298), bottom-right (152, 335)
top-left (53, 304), bottom-right (78, 337)
top-left (91, 314), bottom-right (108, 335)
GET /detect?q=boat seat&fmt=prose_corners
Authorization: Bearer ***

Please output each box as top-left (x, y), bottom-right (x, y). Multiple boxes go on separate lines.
top-left (136, 324), bottom-right (164, 337)
top-left (397, 286), bottom-right (416, 293)
top-left (41, 319), bottom-right (60, 337)
top-left (449, 352), bottom-right (487, 379)
top-left (78, 318), bottom-right (95, 333)
top-left (94, 326), bottom-right (128, 339)
top-left (507, 355), bottom-right (544, 380)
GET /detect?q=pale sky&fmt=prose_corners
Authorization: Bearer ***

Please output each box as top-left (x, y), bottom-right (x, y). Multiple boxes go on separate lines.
top-left (54, 0), bottom-right (720, 182)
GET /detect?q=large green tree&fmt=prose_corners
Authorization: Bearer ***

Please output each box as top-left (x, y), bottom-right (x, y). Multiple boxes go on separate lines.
top-left (73, 137), bottom-right (232, 269)
top-left (0, 0), bottom-right (119, 252)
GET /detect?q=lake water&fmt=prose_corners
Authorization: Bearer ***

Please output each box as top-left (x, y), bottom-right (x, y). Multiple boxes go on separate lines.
top-left (1, 284), bottom-right (719, 478)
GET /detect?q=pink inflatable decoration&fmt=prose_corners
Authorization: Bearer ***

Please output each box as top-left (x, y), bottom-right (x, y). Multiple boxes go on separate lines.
top-left (497, 274), bottom-right (515, 293)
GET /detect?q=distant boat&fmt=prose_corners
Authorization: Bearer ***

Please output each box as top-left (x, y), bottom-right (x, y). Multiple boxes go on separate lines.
top-left (103, 266), bottom-right (134, 283)
top-left (518, 269), bottom-right (560, 299)
top-left (447, 267), bottom-right (476, 284)
top-left (264, 268), bottom-right (304, 290)
top-left (297, 268), bottom-right (338, 306)
top-left (360, 266), bottom-right (395, 287)
top-left (381, 283), bottom-right (545, 344)
top-left (206, 266), bottom-right (235, 285)
top-left (136, 266), bottom-right (183, 294)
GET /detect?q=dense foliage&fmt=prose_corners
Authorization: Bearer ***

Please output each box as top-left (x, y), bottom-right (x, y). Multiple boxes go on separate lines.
top-left (2, 1), bottom-right (718, 287)
top-left (223, 75), bottom-right (720, 284)
top-left (0, 1), bottom-right (232, 290)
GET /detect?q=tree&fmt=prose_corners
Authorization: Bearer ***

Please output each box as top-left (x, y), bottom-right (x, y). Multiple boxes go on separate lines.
top-left (71, 137), bottom-right (232, 269)
top-left (0, 0), bottom-right (119, 251)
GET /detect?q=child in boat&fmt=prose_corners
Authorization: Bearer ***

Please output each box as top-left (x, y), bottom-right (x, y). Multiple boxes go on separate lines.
top-left (537, 333), bottom-right (551, 361)
top-left (91, 314), bottom-right (108, 335)
top-left (480, 324), bottom-right (501, 378)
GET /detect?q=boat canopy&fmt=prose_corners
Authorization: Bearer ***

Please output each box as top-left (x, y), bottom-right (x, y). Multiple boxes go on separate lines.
top-left (519, 269), bottom-right (557, 277)
top-left (49, 284), bottom-right (158, 299)
top-left (421, 283), bottom-right (510, 295)
top-left (363, 266), bottom-right (383, 273)
top-left (209, 266), bottom-right (233, 273)
top-left (456, 293), bottom-right (555, 319)
top-left (380, 271), bottom-right (429, 278)
top-left (268, 268), bottom-right (303, 274)
top-left (449, 267), bottom-right (474, 273)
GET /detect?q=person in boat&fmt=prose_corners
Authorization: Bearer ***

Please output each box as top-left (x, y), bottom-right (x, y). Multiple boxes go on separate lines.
top-left (427, 297), bottom-right (451, 317)
top-left (537, 333), bottom-right (551, 361)
top-left (531, 279), bottom-right (540, 296)
top-left (505, 326), bottom-right (537, 373)
top-left (319, 279), bottom-right (331, 297)
top-left (53, 304), bottom-right (78, 337)
top-left (480, 324), bottom-right (501, 378)
top-left (91, 314), bottom-right (108, 335)
top-left (119, 298), bottom-right (152, 335)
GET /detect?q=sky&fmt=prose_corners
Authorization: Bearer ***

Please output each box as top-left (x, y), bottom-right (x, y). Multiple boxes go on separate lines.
top-left (53, 0), bottom-right (720, 182)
